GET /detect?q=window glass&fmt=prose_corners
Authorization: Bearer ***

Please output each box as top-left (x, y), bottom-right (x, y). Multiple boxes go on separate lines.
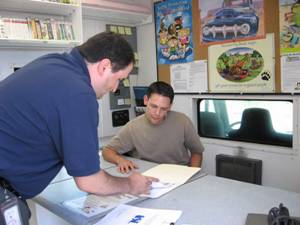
top-left (197, 99), bottom-right (293, 147)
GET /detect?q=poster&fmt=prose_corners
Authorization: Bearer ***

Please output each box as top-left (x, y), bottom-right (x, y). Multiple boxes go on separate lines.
top-left (154, 0), bottom-right (194, 64)
top-left (170, 60), bottom-right (208, 93)
top-left (208, 33), bottom-right (275, 93)
top-left (279, 0), bottom-right (300, 54)
top-left (281, 54), bottom-right (300, 92)
top-left (199, 0), bottom-right (265, 45)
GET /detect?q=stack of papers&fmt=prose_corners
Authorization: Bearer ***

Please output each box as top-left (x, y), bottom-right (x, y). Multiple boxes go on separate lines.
top-left (142, 164), bottom-right (201, 198)
top-left (63, 194), bottom-right (138, 217)
top-left (94, 204), bottom-right (182, 225)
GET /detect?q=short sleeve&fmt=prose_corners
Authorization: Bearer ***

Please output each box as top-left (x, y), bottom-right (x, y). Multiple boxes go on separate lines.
top-left (57, 94), bottom-right (100, 176)
top-left (106, 123), bottom-right (134, 154)
top-left (184, 116), bottom-right (205, 154)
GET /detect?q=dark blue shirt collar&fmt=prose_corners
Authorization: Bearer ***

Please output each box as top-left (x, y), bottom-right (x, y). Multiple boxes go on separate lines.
top-left (69, 47), bottom-right (90, 81)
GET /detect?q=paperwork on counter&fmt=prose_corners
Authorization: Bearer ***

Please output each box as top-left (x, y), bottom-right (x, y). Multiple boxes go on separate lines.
top-left (94, 204), bottom-right (182, 225)
top-left (142, 164), bottom-right (201, 198)
top-left (63, 164), bottom-right (200, 218)
top-left (63, 194), bottom-right (138, 218)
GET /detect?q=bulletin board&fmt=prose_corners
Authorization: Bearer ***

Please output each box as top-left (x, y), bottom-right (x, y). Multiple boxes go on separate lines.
top-left (106, 24), bottom-right (138, 75)
top-left (156, 0), bottom-right (281, 93)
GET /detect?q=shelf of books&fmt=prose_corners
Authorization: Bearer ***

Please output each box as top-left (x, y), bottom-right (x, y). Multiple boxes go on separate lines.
top-left (0, 0), bottom-right (82, 49)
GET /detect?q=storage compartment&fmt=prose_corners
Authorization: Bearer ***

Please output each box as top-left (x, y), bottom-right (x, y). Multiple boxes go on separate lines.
top-left (216, 154), bottom-right (262, 185)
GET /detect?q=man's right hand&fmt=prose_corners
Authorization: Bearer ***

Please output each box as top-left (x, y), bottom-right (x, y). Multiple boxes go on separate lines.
top-left (128, 171), bottom-right (159, 195)
top-left (117, 158), bottom-right (139, 173)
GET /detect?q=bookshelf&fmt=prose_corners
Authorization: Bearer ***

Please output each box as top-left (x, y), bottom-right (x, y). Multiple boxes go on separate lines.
top-left (0, 0), bottom-right (82, 49)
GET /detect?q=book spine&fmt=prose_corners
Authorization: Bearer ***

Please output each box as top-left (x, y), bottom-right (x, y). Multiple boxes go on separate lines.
top-left (34, 19), bottom-right (42, 39)
top-left (26, 17), bottom-right (33, 39)
top-left (45, 19), bottom-right (54, 40)
top-left (31, 18), bottom-right (38, 39)
top-left (40, 19), bottom-right (49, 40)
top-left (0, 17), bottom-right (8, 39)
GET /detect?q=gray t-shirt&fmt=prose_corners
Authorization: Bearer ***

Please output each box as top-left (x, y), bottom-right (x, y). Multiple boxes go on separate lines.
top-left (106, 111), bottom-right (204, 165)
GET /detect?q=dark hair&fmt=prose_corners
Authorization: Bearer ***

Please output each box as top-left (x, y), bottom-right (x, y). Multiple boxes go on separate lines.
top-left (77, 32), bottom-right (134, 72)
top-left (146, 81), bottom-right (174, 104)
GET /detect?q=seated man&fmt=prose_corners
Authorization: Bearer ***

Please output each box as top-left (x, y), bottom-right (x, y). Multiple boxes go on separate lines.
top-left (102, 81), bottom-right (204, 173)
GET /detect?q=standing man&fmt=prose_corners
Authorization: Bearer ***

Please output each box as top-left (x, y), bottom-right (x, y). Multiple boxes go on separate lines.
top-left (102, 81), bottom-right (204, 173)
top-left (0, 31), bottom-right (156, 222)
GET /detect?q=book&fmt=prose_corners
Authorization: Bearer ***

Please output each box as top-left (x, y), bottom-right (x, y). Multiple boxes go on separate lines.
top-left (40, 19), bottom-right (49, 40)
top-left (35, 19), bottom-right (42, 39)
top-left (3, 18), bottom-right (12, 39)
top-left (64, 21), bottom-right (74, 40)
top-left (26, 17), bottom-right (33, 39)
top-left (30, 18), bottom-right (38, 39)
top-left (0, 17), bottom-right (8, 39)
top-left (59, 22), bottom-right (66, 40)
top-left (45, 19), bottom-right (54, 40)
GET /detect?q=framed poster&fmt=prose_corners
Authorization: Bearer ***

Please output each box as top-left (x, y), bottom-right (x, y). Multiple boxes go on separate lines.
top-left (280, 0), bottom-right (300, 54)
top-left (208, 33), bottom-right (275, 93)
top-left (154, 0), bottom-right (194, 65)
top-left (199, 0), bottom-right (265, 45)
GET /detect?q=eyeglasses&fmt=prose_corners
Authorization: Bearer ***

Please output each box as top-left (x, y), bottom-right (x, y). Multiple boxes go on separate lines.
top-left (148, 103), bottom-right (169, 114)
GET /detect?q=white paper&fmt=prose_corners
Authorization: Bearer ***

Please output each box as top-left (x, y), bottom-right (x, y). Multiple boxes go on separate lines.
top-left (117, 98), bottom-right (125, 105)
top-left (142, 164), bottom-right (201, 198)
top-left (281, 54), bottom-right (300, 93)
top-left (170, 60), bottom-right (208, 93)
top-left (63, 194), bottom-right (138, 217)
top-left (94, 204), bottom-right (182, 225)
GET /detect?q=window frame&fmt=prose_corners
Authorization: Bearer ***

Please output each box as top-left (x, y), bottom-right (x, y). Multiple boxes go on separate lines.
top-left (195, 94), bottom-right (297, 151)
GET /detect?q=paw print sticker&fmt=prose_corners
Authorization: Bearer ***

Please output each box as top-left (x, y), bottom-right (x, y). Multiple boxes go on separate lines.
top-left (261, 71), bottom-right (271, 81)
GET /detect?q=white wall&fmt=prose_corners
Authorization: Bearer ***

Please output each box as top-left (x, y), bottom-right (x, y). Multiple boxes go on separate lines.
top-left (172, 95), bottom-right (300, 193)
top-left (136, 22), bottom-right (157, 85)
top-left (0, 49), bottom-right (60, 80)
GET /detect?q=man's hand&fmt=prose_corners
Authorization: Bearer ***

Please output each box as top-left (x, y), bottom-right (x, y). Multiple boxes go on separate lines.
top-left (117, 158), bottom-right (139, 173)
top-left (128, 171), bottom-right (159, 195)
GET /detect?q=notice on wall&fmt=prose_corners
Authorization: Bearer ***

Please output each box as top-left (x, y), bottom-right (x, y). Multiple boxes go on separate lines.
top-left (208, 33), bottom-right (275, 93)
top-left (281, 54), bottom-right (300, 92)
top-left (170, 60), bottom-right (208, 93)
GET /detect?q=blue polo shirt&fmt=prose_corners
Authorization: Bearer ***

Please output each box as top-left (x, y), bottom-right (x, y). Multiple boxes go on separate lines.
top-left (0, 48), bottom-right (100, 199)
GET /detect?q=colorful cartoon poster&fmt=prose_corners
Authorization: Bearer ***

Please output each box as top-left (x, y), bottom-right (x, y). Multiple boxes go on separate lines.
top-left (280, 0), bottom-right (300, 54)
top-left (154, 0), bottom-right (194, 64)
top-left (208, 33), bottom-right (275, 93)
top-left (199, 0), bottom-right (265, 45)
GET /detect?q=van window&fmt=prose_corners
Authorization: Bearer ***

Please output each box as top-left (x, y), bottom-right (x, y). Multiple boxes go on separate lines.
top-left (197, 99), bottom-right (293, 147)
